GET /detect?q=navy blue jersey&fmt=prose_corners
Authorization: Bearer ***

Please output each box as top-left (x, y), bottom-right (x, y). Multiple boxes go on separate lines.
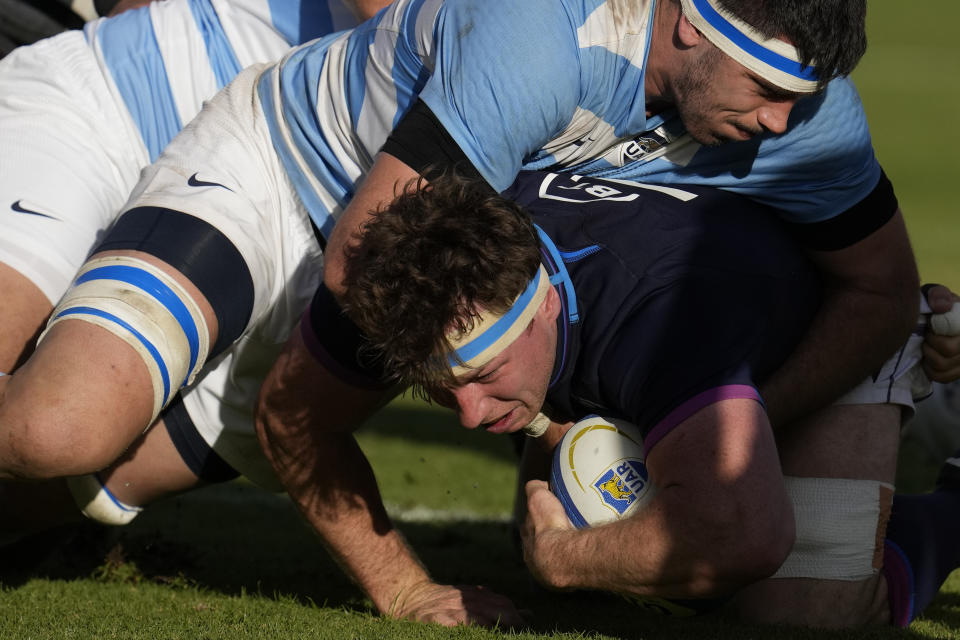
top-left (502, 172), bottom-right (821, 451)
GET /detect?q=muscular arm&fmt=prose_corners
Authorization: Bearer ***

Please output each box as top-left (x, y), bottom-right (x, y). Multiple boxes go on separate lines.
top-left (343, 0), bottom-right (391, 21)
top-left (760, 209), bottom-right (919, 428)
top-left (522, 399), bottom-right (794, 599)
top-left (324, 153), bottom-right (421, 298)
top-left (255, 327), bottom-right (522, 627)
top-left (104, 0), bottom-right (153, 16)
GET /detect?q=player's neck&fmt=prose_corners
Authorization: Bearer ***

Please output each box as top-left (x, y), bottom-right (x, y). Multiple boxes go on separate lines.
top-left (644, 0), bottom-right (679, 117)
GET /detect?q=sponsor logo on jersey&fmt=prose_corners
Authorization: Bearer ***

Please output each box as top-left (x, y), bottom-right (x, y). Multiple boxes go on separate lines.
top-left (593, 459), bottom-right (649, 515)
top-left (187, 173), bottom-right (232, 191)
top-left (11, 200), bottom-right (58, 220)
top-left (601, 121), bottom-right (695, 168)
top-left (619, 134), bottom-right (667, 161)
top-left (539, 173), bottom-right (699, 204)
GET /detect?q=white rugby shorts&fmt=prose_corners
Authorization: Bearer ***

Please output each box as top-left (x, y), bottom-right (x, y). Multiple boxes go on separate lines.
top-left (127, 64), bottom-right (326, 490)
top-left (0, 31), bottom-right (146, 303)
top-left (833, 311), bottom-right (927, 421)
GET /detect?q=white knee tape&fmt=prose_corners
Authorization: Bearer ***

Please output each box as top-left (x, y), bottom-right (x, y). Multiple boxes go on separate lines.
top-left (67, 474), bottom-right (143, 526)
top-left (41, 256), bottom-right (210, 421)
top-left (773, 476), bottom-right (893, 581)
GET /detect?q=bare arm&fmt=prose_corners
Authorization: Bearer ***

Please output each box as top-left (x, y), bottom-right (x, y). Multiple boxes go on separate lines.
top-left (255, 327), bottom-right (522, 627)
top-left (760, 209), bottom-right (920, 428)
top-left (324, 152), bottom-right (421, 297)
top-left (104, 0), bottom-right (153, 16)
top-left (521, 399), bottom-right (793, 600)
top-left (342, 0), bottom-right (392, 21)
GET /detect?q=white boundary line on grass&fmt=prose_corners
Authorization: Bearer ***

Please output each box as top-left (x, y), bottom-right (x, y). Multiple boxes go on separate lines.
top-left (384, 503), bottom-right (512, 524)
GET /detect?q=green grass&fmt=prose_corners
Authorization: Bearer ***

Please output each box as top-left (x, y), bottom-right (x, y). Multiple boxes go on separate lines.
top-left (1, 397), bottom-right (958, 639)
top-left (2, 3), bottom-right (959, 638)
top-left (853, 2), bottom-right (960, 287)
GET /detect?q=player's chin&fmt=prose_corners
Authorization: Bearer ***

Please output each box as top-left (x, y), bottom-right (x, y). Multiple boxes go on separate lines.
top-left (482, 407), bottom-right (523, 434)
top-left (693, 122), bottom-right (756, 146)
top-left (686, 126), bottom-right (728, 147)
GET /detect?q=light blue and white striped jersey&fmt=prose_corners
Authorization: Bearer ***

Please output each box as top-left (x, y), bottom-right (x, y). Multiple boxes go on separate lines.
top-left (84, 0), bottom-right (358, 162)
top-left (259, 0), bottom-right (881, 236)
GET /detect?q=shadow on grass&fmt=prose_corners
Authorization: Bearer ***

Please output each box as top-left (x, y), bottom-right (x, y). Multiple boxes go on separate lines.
top-left (357, 396), bottom-right (523, 463)
top-left (1, 480), bottom-right (946, 640)
top-left (921, 590), bottom-right (960, 630)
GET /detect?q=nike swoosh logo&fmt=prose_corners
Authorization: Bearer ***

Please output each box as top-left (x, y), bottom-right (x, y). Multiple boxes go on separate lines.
top-left (11, 200), bottom-right (58, 219)
top-left (187, 173), bottom-right (232, 192)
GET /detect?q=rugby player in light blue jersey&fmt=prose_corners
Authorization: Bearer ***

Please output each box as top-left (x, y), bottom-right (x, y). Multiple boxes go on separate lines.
top-left (0, 0), bottom-right (363, 374)
top-left (0, 0), bottom-right (396, 595)
top-left (0, 1), bottom-right (522, 626)
top-left (0, 0), bottom-right (957, 627)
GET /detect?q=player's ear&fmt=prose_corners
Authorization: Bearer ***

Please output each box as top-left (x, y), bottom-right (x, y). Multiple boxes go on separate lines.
top-left (540, 285), bottom-right (561, 323)
top-left (676, 8), bottom-right (703, 48)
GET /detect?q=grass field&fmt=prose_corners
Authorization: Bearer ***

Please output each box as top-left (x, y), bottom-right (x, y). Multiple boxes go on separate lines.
top-left (3, 396), bottom-right (960, 639)
top-left (2, 2), bottom-right (960, 639)
top-left (855, 2), bottom-right (960, 287)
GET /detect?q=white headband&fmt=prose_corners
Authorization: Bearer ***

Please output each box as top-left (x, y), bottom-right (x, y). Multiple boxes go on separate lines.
top-left (680, 0), bottom-right (820, 93)
top-left (446, 265), bottom-right (550, 377)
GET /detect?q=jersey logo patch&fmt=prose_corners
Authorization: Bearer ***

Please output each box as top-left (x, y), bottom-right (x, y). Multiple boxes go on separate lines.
top-left (593, 460), bottom-right (649, 515)
top-left (11, 200), bottom-right (58, 220)
top-left (187, 173), bottom-right (233, 192)
top-left (538, 173), bottom-right (698, 203)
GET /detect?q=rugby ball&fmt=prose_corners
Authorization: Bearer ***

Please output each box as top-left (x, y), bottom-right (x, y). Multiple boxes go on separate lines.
top-left (549, 415), bottom-right (724, 617)
top-left (549, 415), bottom-right (655, 528)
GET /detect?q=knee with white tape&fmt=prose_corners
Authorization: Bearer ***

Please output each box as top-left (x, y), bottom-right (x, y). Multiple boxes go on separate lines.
top-left (67, 473), bottom-right (143, 526)
top-left (773, 476), bottom-right (893, 581)
top-left (41, 255), bottom-right (211, 422)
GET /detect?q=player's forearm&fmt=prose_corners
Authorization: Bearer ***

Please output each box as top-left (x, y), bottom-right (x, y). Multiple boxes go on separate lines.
top-left (277, 430), bottom-right (432, 613)
top-left (530, 484), bottom-right (789, 599)
top-left (527, 401), bottom-right (793, 599)
top-left (761, 210), bottom-right (919, 428)
top-left (343, 0), bottom-right (392, 21)
top-left (255, 333), bottom-right (428, 613)
top-left (105, 0), bottom-right (154, 16)
top-left (762, 288), bottom-right (916, 427)
top-left (324, 153), bottom-right (422, 298)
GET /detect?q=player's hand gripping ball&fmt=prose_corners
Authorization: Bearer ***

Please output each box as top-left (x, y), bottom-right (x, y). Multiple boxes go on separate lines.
top-left (549, 415), bottom-right (726, 617)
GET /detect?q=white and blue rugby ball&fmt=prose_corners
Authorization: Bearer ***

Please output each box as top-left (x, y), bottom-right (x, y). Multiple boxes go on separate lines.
top-left (549, 414), bottom-right (724, 617)
top-left (550, 415), bottom-right (656, 528)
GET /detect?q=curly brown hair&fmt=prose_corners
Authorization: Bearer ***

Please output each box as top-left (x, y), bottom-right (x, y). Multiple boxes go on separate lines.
top-left (340, 173), bottom-right (541, 396)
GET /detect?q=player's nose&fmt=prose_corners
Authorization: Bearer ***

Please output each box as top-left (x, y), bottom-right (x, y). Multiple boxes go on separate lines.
top-left (452, 384), bottom-right (486, 430)
top-left (756, 98), bottom-right (796, 134)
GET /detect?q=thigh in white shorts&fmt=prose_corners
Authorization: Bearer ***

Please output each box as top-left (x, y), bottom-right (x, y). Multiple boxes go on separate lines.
top-left (0, 31), bottom-right (145, 303)
top-left (125, 64), bottom-right (330, 489)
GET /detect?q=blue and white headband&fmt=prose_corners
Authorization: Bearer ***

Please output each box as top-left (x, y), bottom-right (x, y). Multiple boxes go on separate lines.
top-left (446, 264), bottom-right (550, 377)
top-left (680, 0), bottom-right (820, 93)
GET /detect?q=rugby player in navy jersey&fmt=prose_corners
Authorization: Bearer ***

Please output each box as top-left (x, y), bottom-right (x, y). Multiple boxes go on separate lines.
top-left (330, 171), bottom-right (960, 629)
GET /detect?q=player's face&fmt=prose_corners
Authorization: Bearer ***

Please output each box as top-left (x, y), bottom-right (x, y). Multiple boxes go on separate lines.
top-left (437, 297), bottom-right (559, 435)
top-left (673, 43), bottom-right (803, 146)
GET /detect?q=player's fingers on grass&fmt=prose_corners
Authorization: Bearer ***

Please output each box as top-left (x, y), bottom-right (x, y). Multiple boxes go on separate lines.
top-left (459, 584), bottom-right (525, 628)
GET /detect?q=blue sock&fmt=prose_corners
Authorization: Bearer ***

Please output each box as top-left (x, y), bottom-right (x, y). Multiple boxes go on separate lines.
top-left (884, 481), bottom-right (960, 626)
